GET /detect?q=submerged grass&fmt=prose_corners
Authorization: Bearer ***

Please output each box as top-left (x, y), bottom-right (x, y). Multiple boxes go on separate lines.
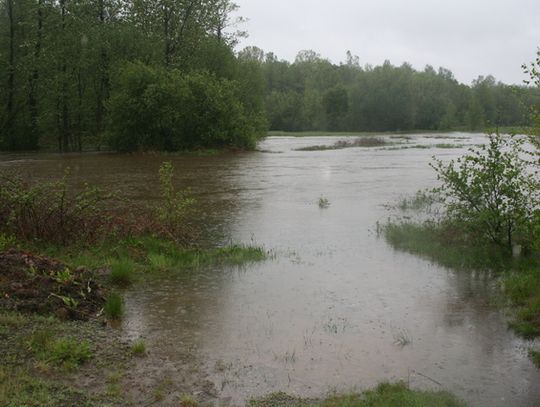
top-left (249, 383), bottom-right (466, 407)
top-left (529, 350), bottom-right (540, 368)
top-left (295, 137), bottom-right (388, 151)
top-left (383, 221), bottom-right (540, 342)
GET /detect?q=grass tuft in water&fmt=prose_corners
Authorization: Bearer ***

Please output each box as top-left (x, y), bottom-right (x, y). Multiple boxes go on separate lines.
top-left (529, 350), bottom-right (540, 368)
top-left (318, 196), bottom-right (330, 209)
top-left (104, 293), bottom-right (124, 320)
top-left (131, 340), bottom-right (146, 356)
top-left (295, 137), bottom-right (388, 151)
top-left (109, 257), bottom-right (136, 286)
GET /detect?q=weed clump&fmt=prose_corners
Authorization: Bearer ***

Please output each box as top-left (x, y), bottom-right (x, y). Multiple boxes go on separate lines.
top-left (104, 293), bottom-right (124, 320)
top-left (29, 331), bottom-right (92, 368)
top-left (109, 258), bottom-right (136, 286)
top-left (131, 340), bottom-right (146, 356)
top-left (318, 196), bottom-right (330, 209)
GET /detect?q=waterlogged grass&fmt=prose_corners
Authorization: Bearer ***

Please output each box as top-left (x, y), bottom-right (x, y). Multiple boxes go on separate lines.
top-left (47, 235), bottom-right (268, 274)
top-left (383, 221), bottom-right (540, 343)
top-left (249, 383), bottom-right (466, 407)
top-left (109, 257), bottom-right (137, 286)
top-left (396, 190), bottom-right (435, 211)
top-left (295, 137), bottom-right (388, 151)
top-left (529, 350), bottom-right (540, 368)
top-left (383, 222), bottom-right (509, 271)
top-left (104, 293), bottom-right (124, 320)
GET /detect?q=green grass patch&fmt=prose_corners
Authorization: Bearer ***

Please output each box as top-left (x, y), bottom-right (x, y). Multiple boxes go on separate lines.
top-left (43, 235), bottom-right (268, 275)
top-left (131, 340), bottom-right (146, 356)
top-left (382, 222), bottom-right (509, 271)
top-left (0, 366), bottom-right (95, 407)
top-left (108, 257), bottom-right (136, 286)
top-left (104, 293), bottom-right (124, 320)
top-left (29, 330), bottom-right (92, 368)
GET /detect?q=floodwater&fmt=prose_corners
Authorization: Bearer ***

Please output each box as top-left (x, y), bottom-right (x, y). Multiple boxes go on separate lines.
top-left (1, 133), bottom-right (539, 406)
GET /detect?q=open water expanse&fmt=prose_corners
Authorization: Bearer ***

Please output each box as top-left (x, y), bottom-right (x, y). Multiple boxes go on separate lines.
top-left (1, 133), bottom-right (539, 406)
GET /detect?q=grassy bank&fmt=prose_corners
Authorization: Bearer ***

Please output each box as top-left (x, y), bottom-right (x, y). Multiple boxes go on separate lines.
top-left (383, 221), bottom-right (540, 356)
top-left (40, 235), bottom-right (269, 276)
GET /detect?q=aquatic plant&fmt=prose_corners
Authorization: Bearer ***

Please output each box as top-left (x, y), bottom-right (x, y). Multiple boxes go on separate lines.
top-left (318, 196), bottom-right (330, 209)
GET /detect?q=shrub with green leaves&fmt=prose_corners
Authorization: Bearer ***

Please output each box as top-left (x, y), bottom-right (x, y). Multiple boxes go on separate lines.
top-left (107, 62), bottom-right (265, 151)
top-left (0, 171), bottom-right (110, 245)
top-left (431, 133), bottom-right (540, 250)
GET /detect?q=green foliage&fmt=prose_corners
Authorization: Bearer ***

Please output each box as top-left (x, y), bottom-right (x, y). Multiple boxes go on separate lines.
top-left (0, 366), bottom-right (93, 407)
top-left (0, 171), bottom-right (110, 245)
top-left (0, 233), bottom-right (15, 251)
top-left (0, 0), bottom-right (254, 152)
top-left (318, 196), bottom-right (330, 209)
top-left (258, 49), bottom-right (538, 133)
top-left (107, 63), bottom-right (265, 151)
top-left (29, 331), bottom-right (92, 367)
top-left (431, 133), bottom-right (540, 250)
top-left (104, 293), bottom-right (123, 320)
top-left (529, 350), bottom-right (540, 368)
top-left (48, 337), bottom-right (92, 367)
top-left (109, 258), bottom-right (136, 286)
top-left (130, 340), bottom-right (146, 356)
top-left (156, 162), bottom-right (194, 242)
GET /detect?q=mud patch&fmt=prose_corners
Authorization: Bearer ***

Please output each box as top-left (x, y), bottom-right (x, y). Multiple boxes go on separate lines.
top-left (0, 249), bottom-right (106, 320)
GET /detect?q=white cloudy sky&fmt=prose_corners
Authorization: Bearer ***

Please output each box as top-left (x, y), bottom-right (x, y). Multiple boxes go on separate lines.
top-left (232, 0), bottom-right (540, 85)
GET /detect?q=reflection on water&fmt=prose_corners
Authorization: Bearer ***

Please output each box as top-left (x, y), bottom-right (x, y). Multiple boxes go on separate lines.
top-left (2, 133), bottom-right (539, 406)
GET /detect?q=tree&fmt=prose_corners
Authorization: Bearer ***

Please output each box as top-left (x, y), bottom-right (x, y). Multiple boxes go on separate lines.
top-left (431, 134), bottom-right (540, 251)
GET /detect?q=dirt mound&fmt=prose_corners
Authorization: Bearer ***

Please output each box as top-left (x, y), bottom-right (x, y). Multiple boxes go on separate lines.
top-left (0, 249), bottom-right (107, 320)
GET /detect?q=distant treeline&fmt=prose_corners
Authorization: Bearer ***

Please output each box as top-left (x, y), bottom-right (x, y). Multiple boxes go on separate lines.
top-left (239, 47), bottom-right (540, 133)
top-left (1, 2), bottom-right (539, 153)
top-left (0, 0), bottom-right (266, 151)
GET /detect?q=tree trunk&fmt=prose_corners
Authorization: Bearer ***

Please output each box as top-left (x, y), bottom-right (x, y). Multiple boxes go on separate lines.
top-left (59, 0), bottom-right (69, 152)
top-left (28, 0), bottom-right (43, 147)
top-left (5, 0), bottom-right (15, 137)
top-left (96, 0), bottom-right (109, 136)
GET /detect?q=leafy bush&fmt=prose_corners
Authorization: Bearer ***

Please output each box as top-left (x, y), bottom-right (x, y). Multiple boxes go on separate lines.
top-left (107, 62), bottom-right (266, 151)
top-left (156, 162), bottom-right (194, 243)
top-left (431, 133), bottom-right (540, 250)
top-left (0, 171), bottom-right (111, 246)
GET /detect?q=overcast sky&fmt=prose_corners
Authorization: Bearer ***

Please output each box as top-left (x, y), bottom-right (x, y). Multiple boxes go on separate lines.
top-left (232, 0), bottom-right (540, 85)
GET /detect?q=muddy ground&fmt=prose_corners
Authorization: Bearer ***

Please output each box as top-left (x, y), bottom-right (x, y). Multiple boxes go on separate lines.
top-left (0, 249), bottom-right (218, 406)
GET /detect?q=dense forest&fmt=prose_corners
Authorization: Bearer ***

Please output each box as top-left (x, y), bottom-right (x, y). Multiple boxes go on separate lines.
top-left (1, 1), bottom-right (539, 152)
top-left (244, 47), bottom-right (540, 133)
top-left (0, 0), bottom-right (266, 151)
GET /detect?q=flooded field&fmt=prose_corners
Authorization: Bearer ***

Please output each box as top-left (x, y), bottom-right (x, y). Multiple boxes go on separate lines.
top-left (1, 133), bottom-right (539, 406)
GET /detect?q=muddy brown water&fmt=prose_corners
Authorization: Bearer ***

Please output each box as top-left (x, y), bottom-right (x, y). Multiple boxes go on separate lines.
top-left (1, 133), bottom-right (539, 406)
